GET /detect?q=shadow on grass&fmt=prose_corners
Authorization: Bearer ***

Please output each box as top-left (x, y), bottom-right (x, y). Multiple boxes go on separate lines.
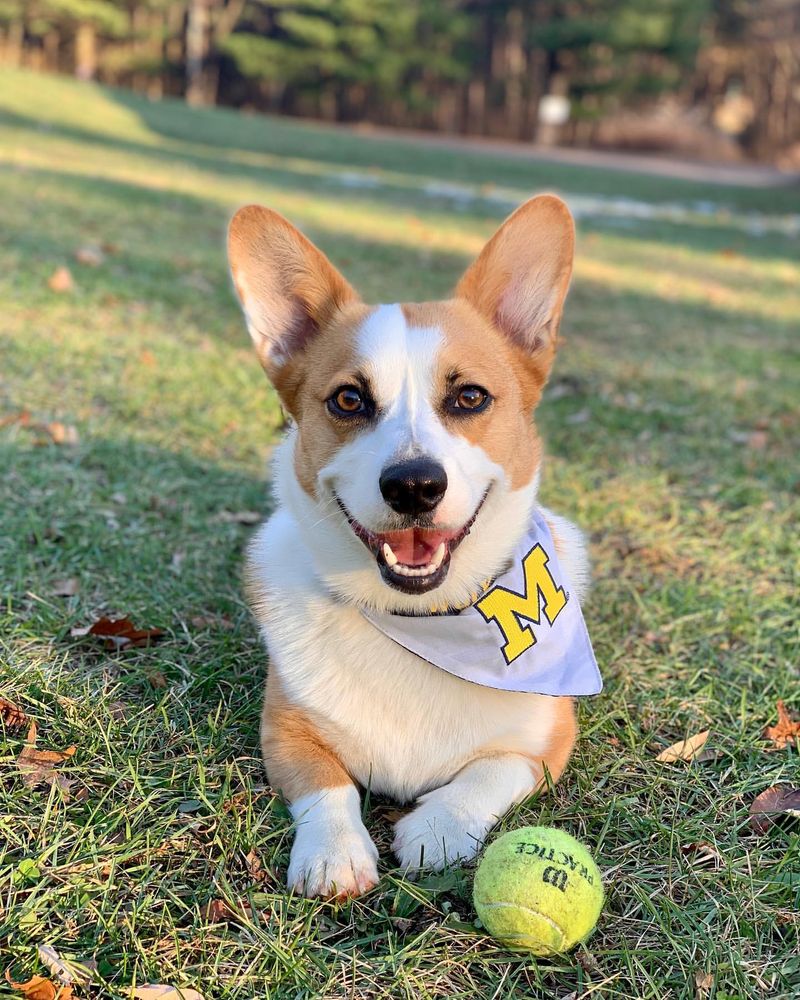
top-left (7, 157), bottom-right (800, 336)
top-left (3, 101), bottom-right (798, 267)
top-left (1, 433), bottom-right (268, 712)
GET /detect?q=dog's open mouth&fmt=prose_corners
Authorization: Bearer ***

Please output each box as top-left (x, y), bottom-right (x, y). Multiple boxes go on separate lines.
top-left (335, 493), bottom-right (488, 595)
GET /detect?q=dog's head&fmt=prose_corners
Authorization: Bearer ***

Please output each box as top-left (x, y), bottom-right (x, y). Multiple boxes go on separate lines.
top-left (228, 196), bottom-right (574, 612)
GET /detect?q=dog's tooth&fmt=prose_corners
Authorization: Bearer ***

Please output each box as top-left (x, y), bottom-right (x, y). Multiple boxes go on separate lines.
top-left (430, 542), bottom-right (446, 570)
top-left (383, 542), bottom-right (398, 567)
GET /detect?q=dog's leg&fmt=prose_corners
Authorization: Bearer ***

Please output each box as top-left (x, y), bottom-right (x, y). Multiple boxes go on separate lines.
top-left (393, 700), bottom-right (576, 870)
top-left (262, 672), bottom-right (379, 899)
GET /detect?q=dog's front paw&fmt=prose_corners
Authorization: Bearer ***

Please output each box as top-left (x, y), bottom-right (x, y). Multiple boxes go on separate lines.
top-left (288, 820), bottom-right (379, 899)
top-left (392, 798), bottom-right (489, 871)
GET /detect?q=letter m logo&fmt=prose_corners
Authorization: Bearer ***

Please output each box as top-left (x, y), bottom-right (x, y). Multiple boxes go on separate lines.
top-left (475, 544), bottom-right (567, 664)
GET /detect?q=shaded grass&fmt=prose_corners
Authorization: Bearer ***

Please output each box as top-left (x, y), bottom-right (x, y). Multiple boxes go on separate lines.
top-left (1, 69), bottom-right (798, 999)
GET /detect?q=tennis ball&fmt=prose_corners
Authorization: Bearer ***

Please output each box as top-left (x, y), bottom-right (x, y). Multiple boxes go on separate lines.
top-left (473, 826), bottom-right (603, 955)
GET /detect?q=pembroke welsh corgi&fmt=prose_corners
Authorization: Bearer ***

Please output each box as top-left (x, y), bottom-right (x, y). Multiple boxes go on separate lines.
top-left (227, 195), bottom-right (601, 899)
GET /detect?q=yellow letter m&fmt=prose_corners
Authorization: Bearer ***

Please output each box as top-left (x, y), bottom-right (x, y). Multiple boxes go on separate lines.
top-left (475, 544), bottom-right (567, 664)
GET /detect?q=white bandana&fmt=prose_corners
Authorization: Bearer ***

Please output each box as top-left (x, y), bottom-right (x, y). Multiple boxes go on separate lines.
top-left (361, 508), bottom-right (602, 696)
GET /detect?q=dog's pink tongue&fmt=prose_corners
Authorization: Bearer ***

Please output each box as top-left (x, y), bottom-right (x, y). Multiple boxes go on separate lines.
top-left (381, 528), bottom-right (452, 566)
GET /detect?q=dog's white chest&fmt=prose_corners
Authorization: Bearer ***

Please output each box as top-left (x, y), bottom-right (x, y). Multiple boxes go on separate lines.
top-left (249, 511), bottom-right (557, 802)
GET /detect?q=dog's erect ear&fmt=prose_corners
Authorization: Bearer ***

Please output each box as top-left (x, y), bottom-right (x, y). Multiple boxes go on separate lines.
top-left (455, 195), bottom-right (574, 364)
top-left (227, 205), bottom-right (358, 377)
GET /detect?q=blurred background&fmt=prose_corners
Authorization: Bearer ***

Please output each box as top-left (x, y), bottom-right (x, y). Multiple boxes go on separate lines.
top-left (2, 0), bottom-right (800, 168)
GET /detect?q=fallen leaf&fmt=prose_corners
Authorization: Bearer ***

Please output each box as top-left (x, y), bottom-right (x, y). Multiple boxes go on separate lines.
top-left (245, 848), bottom-right (266, 882)
top-left (42, 423), bottom-right (79, 446)
top-left (47, 267), bottom-right (74, 293)
top-left (201, 898), bottom-right (256, 923)
top-left (215, 510), bottom-right (261, 525)
top-left (190, 614), bottom-right (233, 631)
top-left (681, 841), bottom-right (723, 869)
top-left (0, 410), bottom-right (31, 429)
top-left (749, 784), bottom-right (800, 835)
top-left (131, 986), bottom-right (205, 1000)
top-left (51, 578), bottom-right (79, 597)
top-left (74, 244), bottom-right (105, 267)
top-left (145, 668), bottom-right (168, 688)
top-left (695, 970), bottom-right (714, 999)
top-left (17, 720), bottom-right (76, 791)
top-left (1, 697), bottom-right (28, 730)
top-left (763, 700), bottom-right (800, 750)
top-left (656, 730), bottom-right (710, 763)
top-left (72, 616), bottom-right (165, 650)
top-left (5, 970), bottom-right (71, 1000)
top-left (36, 946), bottom-right (93, 987)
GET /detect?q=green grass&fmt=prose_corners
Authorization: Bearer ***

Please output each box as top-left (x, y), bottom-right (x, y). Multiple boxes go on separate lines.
top-left (1, 67), bottom-right (798, 999)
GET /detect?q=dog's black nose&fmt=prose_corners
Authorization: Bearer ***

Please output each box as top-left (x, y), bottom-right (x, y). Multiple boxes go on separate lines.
top-left (380, 459), bottom-right (448, 515)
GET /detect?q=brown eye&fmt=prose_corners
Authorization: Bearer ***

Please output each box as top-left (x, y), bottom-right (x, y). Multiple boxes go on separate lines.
top-left (454, 385), bottom-right (490, 412)
top-left (328, 385), bottom-right (367, 416)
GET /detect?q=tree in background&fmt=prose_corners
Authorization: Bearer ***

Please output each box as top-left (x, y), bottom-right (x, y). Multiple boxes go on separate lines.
top-left (0, 0), bottom-right (797, 162)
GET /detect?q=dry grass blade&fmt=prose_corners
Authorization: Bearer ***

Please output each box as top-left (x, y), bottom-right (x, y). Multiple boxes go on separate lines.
top-left (656, 730), bottom-right (710, 763)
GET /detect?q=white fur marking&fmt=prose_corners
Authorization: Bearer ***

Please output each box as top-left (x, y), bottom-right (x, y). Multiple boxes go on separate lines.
top-left (288, 785), bottom-right (379, 897)
top-left (392, 755), bottom-right (537, 869)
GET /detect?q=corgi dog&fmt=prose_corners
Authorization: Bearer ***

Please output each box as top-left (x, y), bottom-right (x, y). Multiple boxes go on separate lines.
top-left (227, 194), bottom-right (599, 899)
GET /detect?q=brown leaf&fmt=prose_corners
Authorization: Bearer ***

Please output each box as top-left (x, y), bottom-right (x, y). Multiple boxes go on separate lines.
top-left (1, 697), bottom-right (28, 730)
top-left (245, 848), bottom-right (266, 883)
top-left (0, 410), bottom-right (31, 429)
top-left (749, 784), bottom-right (800, 835)
top-left (73, 616), bottom-right (165, 650)
top-left (763, 700), bottom-right (800, 750)
top-left (190, 615), bottom-right (233, 631)
top-left (17, 720), bottom-right (76, 791)
top-left (47, 267), bottom-right (74, 293)
top-left (5, 971), bottom-right (70, 1000)
top-left (74, 245), bottom-right (105, 267)
top-left (656, 730), bottom-right (710, 763)
top-left (215, 510), bottom-right (261, 525)
top-left (201, 898), bottom-right (253, 923)
top-left (131, 987), bottom-right (204, 1000)
top-left (51, 578), bottom-right (79, 597)
top-left (695, 971), bottom-right (714, 999)
top-left (43, 423), bottom-right (79, 446)
top-left (681, 841), bottom-right (723, 869)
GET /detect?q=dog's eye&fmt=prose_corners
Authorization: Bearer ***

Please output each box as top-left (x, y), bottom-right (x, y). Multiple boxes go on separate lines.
top-left (453, 385), bottom-right (490, 412)
top-left (328, 386), bottom-right (367, 416)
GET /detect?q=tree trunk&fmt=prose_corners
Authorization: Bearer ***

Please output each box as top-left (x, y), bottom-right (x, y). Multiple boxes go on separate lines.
top-left (3, 19), bottom-right (25, 68)
top-left (75, 21), bottom-right (97, 80)
top-left (186, 0), bottom-right (210, 105)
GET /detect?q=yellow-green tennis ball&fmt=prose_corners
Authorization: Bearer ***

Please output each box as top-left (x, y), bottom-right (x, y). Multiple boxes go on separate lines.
top-left (473, 826), bottom-right (603, 955)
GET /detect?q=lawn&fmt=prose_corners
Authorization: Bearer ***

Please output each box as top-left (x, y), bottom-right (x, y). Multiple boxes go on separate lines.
top-left (1, 67), bottom-right (798, 1000)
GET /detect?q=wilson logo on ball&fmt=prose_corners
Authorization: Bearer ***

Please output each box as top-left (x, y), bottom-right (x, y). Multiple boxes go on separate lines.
top-left (541, 865), bottom-right (569, 892)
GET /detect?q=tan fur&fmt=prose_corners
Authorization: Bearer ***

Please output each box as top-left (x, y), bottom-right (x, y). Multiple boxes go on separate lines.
top-left (227, 204), bottom-right (358, 399)
top-left (455, 194), bottom-right (574, 379)
top-left (401, 300), bottom-right (544, 490)
top-left (261, 670), bottom-right (353, 802)
top-left (529, 695), bottom-right (577, 786)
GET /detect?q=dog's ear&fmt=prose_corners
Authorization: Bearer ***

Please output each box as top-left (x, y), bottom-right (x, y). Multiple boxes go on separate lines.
top-left (227, 205), bottom-right (358, 378)
top-left (455, 195), bottom-right (574, 372)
